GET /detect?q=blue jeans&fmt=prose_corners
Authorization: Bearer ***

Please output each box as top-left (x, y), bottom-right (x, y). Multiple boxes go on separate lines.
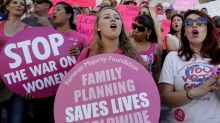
top-left (0, 94), bottom-right (25, 123)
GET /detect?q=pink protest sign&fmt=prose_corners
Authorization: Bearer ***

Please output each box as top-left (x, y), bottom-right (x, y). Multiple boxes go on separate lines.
top-left (161, 19), bottom-right (171, 49)
top-left (0, 27), bottom-right (76, 98)
top-left (77, 14), bottom-right (95, 42)
top-left (49, 0), bottom-right (96, 16)
top-left (118, 4), bottom-right (141, 32)
top-left (173, 0), bottom-right (197, 11)
top-left (54, 54), bottom-right (160, 123)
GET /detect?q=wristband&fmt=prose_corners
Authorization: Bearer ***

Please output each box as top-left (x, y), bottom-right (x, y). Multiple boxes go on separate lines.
top-left (186, 89), bottom-right (193, 100)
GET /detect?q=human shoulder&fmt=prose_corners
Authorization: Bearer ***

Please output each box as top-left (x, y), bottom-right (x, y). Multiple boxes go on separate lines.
top-left (166, 51), bottom-right (179, 59)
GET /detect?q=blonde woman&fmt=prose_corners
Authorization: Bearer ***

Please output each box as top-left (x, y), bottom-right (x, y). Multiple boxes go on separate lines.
top-left (77, 7), bottom-right (145, 67)
top-left (0, 0), bottom-right (28, 122)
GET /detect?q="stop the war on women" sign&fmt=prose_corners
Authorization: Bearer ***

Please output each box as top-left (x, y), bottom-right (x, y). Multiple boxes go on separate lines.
top-left (0, 27), bottom-right (76, 98)
top-left (54, 54), bottom-right (160, 123)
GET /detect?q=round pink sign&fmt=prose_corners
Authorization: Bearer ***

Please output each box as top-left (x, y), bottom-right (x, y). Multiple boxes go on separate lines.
top-left (0, 27), bottom-right (76, 98)
top-left (54, 54), bottom-right (160, 123)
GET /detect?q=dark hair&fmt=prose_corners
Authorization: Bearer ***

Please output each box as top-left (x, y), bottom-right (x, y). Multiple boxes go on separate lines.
top-left (169, 14), bottom-right (184, 35)
top-left (134, 15), bottom-right (158, 42)
top-left (3, 0), bottom-right (27, 17)
top-left (178, 10), bottom-right (220, 65)
top-left (213, 16), bottom-right (220, 28)
top-left (55, 2), bottom-right (76, 30)
top-left (201, 8), bottom-right (207, 11)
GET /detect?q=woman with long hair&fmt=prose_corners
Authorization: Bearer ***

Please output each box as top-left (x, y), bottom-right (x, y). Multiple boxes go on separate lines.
top-left (53, 2), bottom-right (89, 57)
top-left (77, 7), bottom-right (145, 67)
top-left (0, 0), bottom-right (28, 122)
top-left (159, 10), bottom-right (220, 123)
top-left (165, 14), bottom-right (184, 52)
top-left (130, 15), bottom-right (161, 82)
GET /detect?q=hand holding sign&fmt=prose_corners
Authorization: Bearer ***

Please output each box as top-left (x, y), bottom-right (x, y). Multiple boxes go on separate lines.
top-left (54, 54), bottom-right (160, 123)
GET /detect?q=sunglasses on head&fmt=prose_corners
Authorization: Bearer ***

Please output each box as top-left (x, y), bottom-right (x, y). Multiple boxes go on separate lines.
top-left (33, 0), bottom-right (45, 4)
top-left (132, 23), bottom-right (146, 32)
top-left (184, 17), bottom-right (208, 27)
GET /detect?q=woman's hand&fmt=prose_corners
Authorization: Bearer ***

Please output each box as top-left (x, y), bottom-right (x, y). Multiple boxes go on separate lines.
top-left (24, 93), bottom-right (35, 100)
top-left (189, 76), bottom-right (217, 99)
top-left (69, 45), bottom-right (80, 57)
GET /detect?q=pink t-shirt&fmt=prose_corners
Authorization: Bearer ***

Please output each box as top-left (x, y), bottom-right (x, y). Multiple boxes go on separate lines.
top-left (139, 42), bottom-right (157, 74)
top-left (60, 30), bottom-right (89, 51)
top-left (0, 21), bottom-right (29, 53)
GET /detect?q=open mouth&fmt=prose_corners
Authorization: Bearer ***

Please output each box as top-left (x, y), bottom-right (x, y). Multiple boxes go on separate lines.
top-left (52, 15), bottom-right (57, 20)
top-left (175, 24), bottom-right (178, 28)
top-left (192, 30), bottom-right (199, 37)
top-left (110, 23), bottom-right (117, 29)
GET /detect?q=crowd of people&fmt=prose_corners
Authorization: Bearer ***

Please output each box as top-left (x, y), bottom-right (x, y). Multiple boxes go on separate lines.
top-left (0, 0), bottom-right (220, 123)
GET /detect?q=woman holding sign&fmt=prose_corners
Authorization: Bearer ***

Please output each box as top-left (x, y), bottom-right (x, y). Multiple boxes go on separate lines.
top-left (0, 0), bottom-right (28, 122)
top-left (77, 6), bottom-right (145, 66)
top-left (52, 2), bottom-right (89, 57)
top-left (130, 15), bottom-right (161, 82)
top-left (159, 10), bottom-right (220, 123)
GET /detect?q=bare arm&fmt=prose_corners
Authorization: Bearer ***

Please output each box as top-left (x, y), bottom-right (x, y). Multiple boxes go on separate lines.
top-left (160, 78), bottom-right (217, 107)
top-left (165, 35), bottom-right (178, 52)
top-left (153, 44), bottom-right (161, 83)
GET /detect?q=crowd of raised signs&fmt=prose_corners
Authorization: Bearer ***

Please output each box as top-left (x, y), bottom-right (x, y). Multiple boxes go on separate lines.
top-left (1, 0), bottom-right (220, 123)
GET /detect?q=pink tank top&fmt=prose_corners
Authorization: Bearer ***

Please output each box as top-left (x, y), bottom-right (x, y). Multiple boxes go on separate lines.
top-left (0, 21), bottom-right (29, 53)
top-left (139, 42), bottom-right (157, 74)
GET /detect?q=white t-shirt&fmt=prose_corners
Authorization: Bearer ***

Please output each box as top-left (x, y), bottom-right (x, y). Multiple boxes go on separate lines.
top-left (159, 51), bottom-right (220, 123)
top-left (166, 34), bottom-right (181, 51)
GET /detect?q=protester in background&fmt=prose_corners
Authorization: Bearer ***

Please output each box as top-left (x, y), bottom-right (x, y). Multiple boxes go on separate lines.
top-left (81, 7), bottom-right (91, 16)
top-left (101, 0), bottom-right (113, 7)
top-left (77, 7), bottom-right (145, 68)
top-left (130, 15), bottom-right (161, 82)
top-left (22, 0), bottom-right (54, 27)
top-left (53, 2), bottom-right (89, 57)
top-left (200, 7), bottom-right (208, 15)
top-left (164, 6), bottom-right (175, 20)
top-left (139, 5), bottom-right (162, 48)
top-left (123, 0), bottom-right (137, 6)
top-left (159, 10), bottom-right (220, 123)
top-left (72, 7), bottom-right (81, 29)
top-left (0, 0), bottom-right (28, 122)
top-left (165, 14), bottom-right (183, 52)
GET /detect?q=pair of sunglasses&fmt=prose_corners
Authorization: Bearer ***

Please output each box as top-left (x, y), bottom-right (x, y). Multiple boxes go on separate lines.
top-left (32, 0), bottom-right (45, 4)
top-left (132, 23), bottom-right (146, 32)
top-left (184, 17), bottom-right (208, 27)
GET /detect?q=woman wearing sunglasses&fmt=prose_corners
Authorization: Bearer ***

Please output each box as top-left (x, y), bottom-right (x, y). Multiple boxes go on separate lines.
top-left (77, 7), bottom-right (145, 67)
top-left (139, 6), bottom-right (162, 49)
top-left (159, 10), bottom-right (220, 123)
top-left (0, 0), bottom-right (29, 122)
top-left (165, 14), bottom-right (183, 52)
top-left (131, 15), bottom-right (161, 83)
